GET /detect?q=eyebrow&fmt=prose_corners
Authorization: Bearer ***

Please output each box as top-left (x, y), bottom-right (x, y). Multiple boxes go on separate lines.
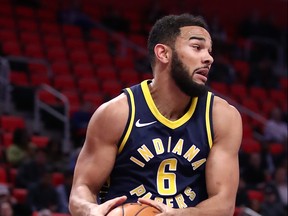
top-left (189, 36), bottom-right (213, 52)
top-left (189, 36), bottom-right (206, 41)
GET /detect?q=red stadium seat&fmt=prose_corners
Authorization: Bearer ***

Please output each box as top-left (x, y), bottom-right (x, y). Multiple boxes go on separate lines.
top-left (0, 17), bottom-right (16, 30)
top-left (40, 22), bottom-right (61, 35)
top-left (38, 90), bottom-right (58, 105)
top-left (114, 56), bottom-right (134, 70)
top-left (233, 207), bottom-right (243, 216)
top-left (24, 44), bottom-right (45, 58)
top-left (78, 78), bottom-right (100, 93)
top-left (229, 84), bottom-right (247, 102)
top-left (53, 75), bottom-right (76, 91)
top-left (0, 4), bottom-right (13, 17)
top-left (73, 64), bottom-right (95, 78)
top-left (96, 66), bottom-right (117, 81)
top-left (119, 69), bottom-right (140, 86)
top-left (47, 48), bottom-right (68, 62)
top-left (69, 50), bottom-right (90, 64)
top-left (209, 82), bottom-right (229, 95)
top-left (242, 124), bottom-right (253, 139)
top-left (232, 60), bottom-right (250, 83)
top-left (268, 89), bottom-right (286, 105)
top-left (241, 98), bottom-right (259, 113)
top-left (140, 72), bottom-right (153, 80)
top-left (43, 35), bottom-right (64, 48)
top-left (0, 29), bottom-right (17, 41)
top-left (61, 91), bottom-right (81, 115)
top-left (28, 63), bottom-right (48, 75)
top-left (241, 138), bottom-right (261, 153)
top-left (280, 77), bottom-right (288, 90)
top-left (0, 167), bottom-right (7, 183)
top-left (8, 168), bottom-right (18, 186)
top-left (87, 41), bottom-right (110, 55)
top-left (31, 135), bottom-right (50, 148)
top-left (91, 53), bottom-right (113, 67)
top-left (17, 20), bottom-right (38, 32)
top-left (82, 93), bottom-right (104, 107)
top-left (12, 188), bottom-right (28, 204)
top-left (2, 41), bottom-right (22, 56)
top-left (269, 143), bottom-right (284, 155)
top-left (36, 9), bottom-right (57, 22)
top-left (51, 61), bottom-right (71, 75)
top-left (249, 86), bottom-right (267, 101)
top-left (19, 32), bottom-right (41, 44)
top-left (62, 25), bottom-right (83, 38)
top-left (52, 213), bottom-right (71, 216)
top-left (15, 6), bottom-right (35, 19)
top-left (0, 115), bottom-right (25, 133)
top-left (51, 172), bottom-right (65, 186)
top-left (129, 34), bottom-right (147, 48)
top-left (65, 38), bottom-right (86, 50)
top-left (9, 72), bottom-right (29, 86)
top-left (247, 189), bottom-right (264, 202)
top-left (101, 80), bottom-right (123, 98)
top-left (2, 132), bottom-right (13, 148)
top-left (89, 29), bottom-right (110, 43)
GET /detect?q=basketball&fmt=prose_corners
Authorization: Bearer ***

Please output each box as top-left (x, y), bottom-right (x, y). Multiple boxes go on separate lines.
top-left (106, 203), bottom-right (161, 216)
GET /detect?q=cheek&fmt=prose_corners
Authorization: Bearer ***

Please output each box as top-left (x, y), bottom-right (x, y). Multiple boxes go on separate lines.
top-left (181, 52), bottom-right (198, 66)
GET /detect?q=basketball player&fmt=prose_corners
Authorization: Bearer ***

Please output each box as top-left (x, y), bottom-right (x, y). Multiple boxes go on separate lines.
top-left (69, 13), bottom-right (242, 216)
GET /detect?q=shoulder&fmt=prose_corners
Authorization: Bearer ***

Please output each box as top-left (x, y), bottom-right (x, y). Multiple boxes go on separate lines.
top-left (212, 96), bottom-right (242, 145)
top-left (86, 93), bottom-right (129, 144)
top-left (212, 96), bottom-right (242, 123)
top-left (90, 93), bottom-right (129, 124)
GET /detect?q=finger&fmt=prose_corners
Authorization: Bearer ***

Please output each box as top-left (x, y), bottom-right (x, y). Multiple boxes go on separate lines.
top-left (138, 198), bottom-right (163, 211)
top-left (104, 196), bottom-right (127, 212)
top-left (138, 198), bottom-right (153, 205)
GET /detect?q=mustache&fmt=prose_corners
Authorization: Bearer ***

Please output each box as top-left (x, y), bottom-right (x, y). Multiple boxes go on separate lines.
top-left (194, 65), bottom-right (210, 72)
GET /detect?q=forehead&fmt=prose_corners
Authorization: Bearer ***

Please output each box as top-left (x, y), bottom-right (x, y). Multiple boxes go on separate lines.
top-left (178, 26), bottom-right (212, 43)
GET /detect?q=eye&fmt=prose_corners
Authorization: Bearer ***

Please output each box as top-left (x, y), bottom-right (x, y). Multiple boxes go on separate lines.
top-left (192, 45), bottom-right (200, 50)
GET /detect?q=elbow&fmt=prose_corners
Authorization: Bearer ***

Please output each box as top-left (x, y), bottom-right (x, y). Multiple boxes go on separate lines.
top-left (222, 203), bottom-right (235, 216)
top-left (213, 199), bottom-right (235, 216)
top-left (68, 197), bottom-right (74, 215)
top-left (68, 195), bottom-right (78, 216)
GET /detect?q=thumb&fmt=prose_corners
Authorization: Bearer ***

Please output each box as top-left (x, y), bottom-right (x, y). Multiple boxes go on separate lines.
top-left (103, 196), bottom-right (127, 212)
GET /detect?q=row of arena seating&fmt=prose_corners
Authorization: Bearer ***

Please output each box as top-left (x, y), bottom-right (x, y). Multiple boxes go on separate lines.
top-left (0, 0), bottom-right (286, 215)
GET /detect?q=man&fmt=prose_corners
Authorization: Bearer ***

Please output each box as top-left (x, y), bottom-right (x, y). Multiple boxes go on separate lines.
top-left (69, 13), bottom-right (242, 216)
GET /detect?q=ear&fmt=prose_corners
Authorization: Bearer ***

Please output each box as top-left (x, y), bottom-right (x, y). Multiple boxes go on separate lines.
top-left (154, 44), bottom-right (171, 64)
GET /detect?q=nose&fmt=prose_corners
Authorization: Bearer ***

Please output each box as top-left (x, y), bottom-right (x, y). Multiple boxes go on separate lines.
top-left (202, 52), bottom-right (214, 65)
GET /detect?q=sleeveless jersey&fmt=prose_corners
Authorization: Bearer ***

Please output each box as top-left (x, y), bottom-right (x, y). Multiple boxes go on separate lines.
top-left (104, 80), bottom-right (214, 208)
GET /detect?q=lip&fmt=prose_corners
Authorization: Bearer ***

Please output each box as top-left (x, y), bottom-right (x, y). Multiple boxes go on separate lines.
top-left (193, 67), bottom-right (209, 83)
top-left (194, 67), bottom-right (209, 77)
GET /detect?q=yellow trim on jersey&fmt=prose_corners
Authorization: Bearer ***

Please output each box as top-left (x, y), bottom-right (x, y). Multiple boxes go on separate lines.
top-left (118, 88), bottom-right (135, 154)
top-left (205, 92), bottom-right (213, 148)
top-left (141, 80), bottom-right (198, 129)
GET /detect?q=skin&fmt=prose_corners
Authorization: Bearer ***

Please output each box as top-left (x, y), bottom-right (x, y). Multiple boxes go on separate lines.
top-left (69, 26), bottom-right (242, 216)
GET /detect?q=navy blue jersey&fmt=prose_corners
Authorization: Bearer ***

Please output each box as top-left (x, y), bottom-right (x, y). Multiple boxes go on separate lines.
top-left (104, 80), bottom-right (214, 208)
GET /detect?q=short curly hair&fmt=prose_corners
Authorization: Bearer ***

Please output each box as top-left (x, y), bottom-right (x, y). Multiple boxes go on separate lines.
top-left (147, 13), bottom-right (209, 67)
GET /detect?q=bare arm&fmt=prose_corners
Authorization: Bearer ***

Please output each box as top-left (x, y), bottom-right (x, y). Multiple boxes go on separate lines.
top-left (192, 96), bottom-right (243, 215)
top-left (140, 96), bottom-right (243, 216)
top-left (69, 94), bottom-right (128, 216)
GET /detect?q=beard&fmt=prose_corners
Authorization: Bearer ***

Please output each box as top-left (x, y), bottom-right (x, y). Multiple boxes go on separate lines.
top-left (171, 50), bottom-right (208, 97)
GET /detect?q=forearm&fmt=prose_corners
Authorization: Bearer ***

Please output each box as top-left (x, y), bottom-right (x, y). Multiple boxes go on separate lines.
top-left (176, 195), bottom-right (235, 216)
top-left (69, 185), bottom-right (99, 216)
top-left (195, 195), bottom-right (234, 216)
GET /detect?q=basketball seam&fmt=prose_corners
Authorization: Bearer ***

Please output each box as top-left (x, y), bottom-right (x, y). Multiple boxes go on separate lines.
top-left (134, 205), bottom-right (150, 216)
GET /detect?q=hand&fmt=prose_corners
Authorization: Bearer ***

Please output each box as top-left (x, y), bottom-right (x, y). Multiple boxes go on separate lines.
top-left (138, 198), bottom-right (177, 216)
top-left (87, 196), bottom-right (127, 216)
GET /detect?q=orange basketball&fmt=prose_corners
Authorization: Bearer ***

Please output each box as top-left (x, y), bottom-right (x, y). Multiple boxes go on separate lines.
top-left (107, 203), bottom-right (161, 216)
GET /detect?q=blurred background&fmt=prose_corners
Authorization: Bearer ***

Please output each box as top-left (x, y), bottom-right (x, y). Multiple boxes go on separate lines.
top-left (0, 0), bottom-right (287, 215)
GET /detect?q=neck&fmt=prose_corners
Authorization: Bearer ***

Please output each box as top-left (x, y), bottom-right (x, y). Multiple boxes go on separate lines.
top-left (149, 78), bottom-right (192, 121)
